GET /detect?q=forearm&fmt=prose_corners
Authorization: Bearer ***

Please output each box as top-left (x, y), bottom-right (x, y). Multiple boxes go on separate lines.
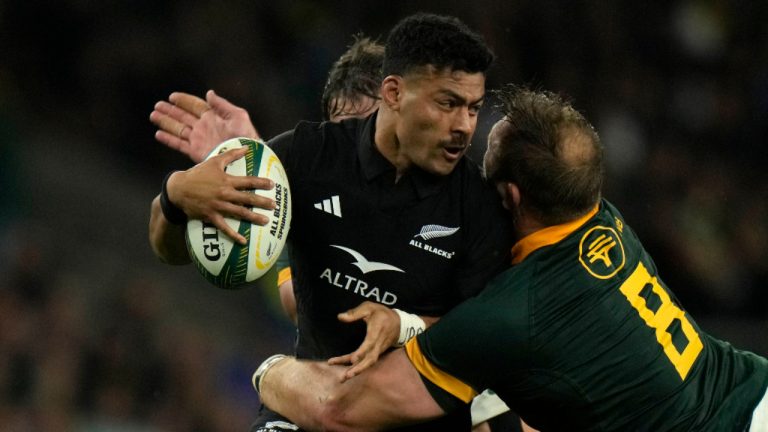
top-left (149, 194), bottom-right (191, 264)
top-left (259, 350), bottom-right (445, 431)
top-left (260, 357), bottom-right (348, 431)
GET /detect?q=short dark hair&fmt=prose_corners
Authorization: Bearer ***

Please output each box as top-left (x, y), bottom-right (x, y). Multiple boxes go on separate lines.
top-left (382, 13), bottom-right (494, 77)
top-left (321, 35), bottom-right (385, 121)
top-left (487, 85), bottom-right (604, 225)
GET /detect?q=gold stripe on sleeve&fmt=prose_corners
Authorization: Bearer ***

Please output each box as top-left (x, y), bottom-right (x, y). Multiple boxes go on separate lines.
top-left (405, 338), bottom-right (478, 403)
top-left (277, 267), bottom-right (292, 287)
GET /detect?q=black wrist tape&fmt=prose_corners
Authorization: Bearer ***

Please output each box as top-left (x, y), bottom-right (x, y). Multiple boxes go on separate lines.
top-left (160, 171), bottom-right (187, 225)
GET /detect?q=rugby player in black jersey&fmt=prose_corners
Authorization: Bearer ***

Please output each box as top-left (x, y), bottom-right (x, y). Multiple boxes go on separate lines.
top-left (149, 14), bottom-right (517, 432)
top-left (152, 35), bottom-right (385, 329)
top-left (251, 85), bottom-right (768, 431)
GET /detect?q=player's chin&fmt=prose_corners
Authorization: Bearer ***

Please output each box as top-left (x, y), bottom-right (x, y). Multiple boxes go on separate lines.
top-left (427, 158), bottom-right (462, 176)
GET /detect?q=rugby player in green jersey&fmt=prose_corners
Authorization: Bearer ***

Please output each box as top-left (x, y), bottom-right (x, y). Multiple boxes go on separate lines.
top-left (252, 85), bottom-right (768, 431)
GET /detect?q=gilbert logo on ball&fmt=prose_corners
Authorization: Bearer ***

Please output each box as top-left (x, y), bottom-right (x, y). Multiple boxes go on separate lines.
top-left (186, 137), bottom-right (291, 289)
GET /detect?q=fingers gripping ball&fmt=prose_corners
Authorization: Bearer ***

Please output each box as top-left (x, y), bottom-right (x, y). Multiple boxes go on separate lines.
top-left (186, 137), bottom-right (291, 289)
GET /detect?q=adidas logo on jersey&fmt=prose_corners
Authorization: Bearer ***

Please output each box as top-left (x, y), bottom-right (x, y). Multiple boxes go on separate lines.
top-left (314, 195), bottom-right (342, 217)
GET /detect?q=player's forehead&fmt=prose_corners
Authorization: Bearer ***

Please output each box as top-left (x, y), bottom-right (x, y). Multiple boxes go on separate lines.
top-left (405, 65), bottom-right (485, 101)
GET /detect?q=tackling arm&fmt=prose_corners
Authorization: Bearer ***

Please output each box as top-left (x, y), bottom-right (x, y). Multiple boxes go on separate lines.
top-left (258, 349), bottom-right (446, 432)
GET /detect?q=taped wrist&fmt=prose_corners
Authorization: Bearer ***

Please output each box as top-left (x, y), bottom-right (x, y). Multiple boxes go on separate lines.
top-left (160, 171), bottom-right (187, 225)
top-left (252, 354), bottom-right (289, 394)
top-left (393, 309), bottom-right (426, 347)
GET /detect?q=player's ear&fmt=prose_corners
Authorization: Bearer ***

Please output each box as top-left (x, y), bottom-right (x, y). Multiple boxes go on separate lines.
top-left (495, 182), bottom-right (519, 211)
top-left (509, 183), bottom-right (521, 208)
top-left (381, 75), bottom-right (402, 110)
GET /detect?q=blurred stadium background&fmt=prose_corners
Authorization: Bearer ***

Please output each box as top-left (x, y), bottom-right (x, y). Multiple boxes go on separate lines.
top-left (1, 1), bottom-right (766, 430)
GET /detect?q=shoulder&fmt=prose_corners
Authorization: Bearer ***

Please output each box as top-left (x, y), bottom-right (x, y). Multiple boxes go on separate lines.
top-left (453, 157), bottom-right (502, 207)
top-left (452, 157), bottom-right (510, 233)
top-left (268, 119), bottom-right (362, 165)
top-left (454, 156), bottom-right (485, 185)
top-left (297, 118), bottom-right (364, 150)
top-left (268, 120), bottom-right (324, 150)
top-left (482, 266), bottom-right (531, 305)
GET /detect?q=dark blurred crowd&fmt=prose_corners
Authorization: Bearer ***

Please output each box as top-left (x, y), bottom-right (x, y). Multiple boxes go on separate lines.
top-left (1, 1), bottom-right (767, 430)
top-left (1, 259), bottom-right (258, 431)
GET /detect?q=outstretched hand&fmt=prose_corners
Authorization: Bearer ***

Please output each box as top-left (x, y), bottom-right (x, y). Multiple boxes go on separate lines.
top-left (328, 301), bottom-right (401, 382)
top-left (166, 147), bottom-right (275, 244)
top-left (150, 90), bottom-right (259, 163)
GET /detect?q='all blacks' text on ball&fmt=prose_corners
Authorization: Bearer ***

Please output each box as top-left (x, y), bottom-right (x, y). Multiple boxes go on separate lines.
top-left (269, 183), bottom-right (288, 240)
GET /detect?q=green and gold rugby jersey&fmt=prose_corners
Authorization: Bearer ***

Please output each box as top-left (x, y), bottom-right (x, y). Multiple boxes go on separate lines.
top-left (406, 199), bottom-right (768, 431)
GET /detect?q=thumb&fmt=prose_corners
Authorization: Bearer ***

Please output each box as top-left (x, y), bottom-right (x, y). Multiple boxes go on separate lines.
top-left (207, 89), bottom-right (235, 116)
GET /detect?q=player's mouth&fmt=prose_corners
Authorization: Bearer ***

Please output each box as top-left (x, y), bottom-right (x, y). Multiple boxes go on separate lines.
top-left (442, 144), bottom-right (466, 161)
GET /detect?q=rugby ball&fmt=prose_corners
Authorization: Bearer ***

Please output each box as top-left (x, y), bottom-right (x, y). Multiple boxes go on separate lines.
top-left (186, 137), bottom-right (291, 289)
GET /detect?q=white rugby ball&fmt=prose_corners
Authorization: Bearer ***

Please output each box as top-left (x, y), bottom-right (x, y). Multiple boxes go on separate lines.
top-left (186, 137), bottom-right (291, 289)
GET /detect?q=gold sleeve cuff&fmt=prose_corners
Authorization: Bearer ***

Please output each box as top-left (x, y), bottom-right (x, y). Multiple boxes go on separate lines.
top-left (405, 338), bottom-right (477, 403)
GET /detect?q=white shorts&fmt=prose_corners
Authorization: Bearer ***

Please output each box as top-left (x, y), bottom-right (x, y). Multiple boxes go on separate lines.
top-left (751, 386), bottom-right (768, 432)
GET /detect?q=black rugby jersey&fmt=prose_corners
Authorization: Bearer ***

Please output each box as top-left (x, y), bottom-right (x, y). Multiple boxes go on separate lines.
top-left (267, 113), bottom-right (511, 361)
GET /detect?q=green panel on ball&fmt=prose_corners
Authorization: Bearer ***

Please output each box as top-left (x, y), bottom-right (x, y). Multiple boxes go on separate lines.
top-left (209, 141), bottom-right (257, 290)
top-left (213, 222), bottom-right (251, 289)
top-left (244, 137), bottom-right (264, 174)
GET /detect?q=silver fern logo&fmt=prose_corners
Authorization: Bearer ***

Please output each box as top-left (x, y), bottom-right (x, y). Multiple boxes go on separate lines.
top-left (414, 224), bottom-right (460, 240)
top-left (409, 224), bottom-right (459, 259)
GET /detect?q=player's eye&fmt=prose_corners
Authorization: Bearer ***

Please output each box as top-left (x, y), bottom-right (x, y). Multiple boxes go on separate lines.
top-left (439, 99), bottom-right (456, 109)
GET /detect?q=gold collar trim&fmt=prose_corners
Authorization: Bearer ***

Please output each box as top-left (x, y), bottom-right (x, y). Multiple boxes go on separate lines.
top-left (510, 205), bottom-right (599, 265)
